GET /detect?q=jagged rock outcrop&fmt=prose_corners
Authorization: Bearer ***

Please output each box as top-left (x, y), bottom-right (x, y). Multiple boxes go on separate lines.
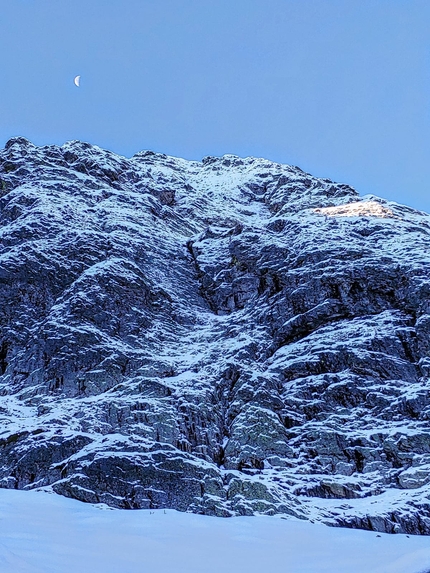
top-left (1, 136), bottom-right (430, 533)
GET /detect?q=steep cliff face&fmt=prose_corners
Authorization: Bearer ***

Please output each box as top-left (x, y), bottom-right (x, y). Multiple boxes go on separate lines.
top-left (1, 137), bottom-right (430, 533)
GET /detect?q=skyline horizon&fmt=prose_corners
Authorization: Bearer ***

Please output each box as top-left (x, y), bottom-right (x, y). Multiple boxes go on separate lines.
top-left (4, 131), bottom-right (428, 215)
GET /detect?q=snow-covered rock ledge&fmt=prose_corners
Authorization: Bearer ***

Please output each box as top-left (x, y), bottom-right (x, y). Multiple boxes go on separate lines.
top-left (314, 200), bottom-right (395, 218)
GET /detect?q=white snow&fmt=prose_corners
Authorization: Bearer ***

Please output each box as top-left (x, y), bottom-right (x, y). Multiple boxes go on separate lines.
top-left (0, 489), bottom-right (429, 573)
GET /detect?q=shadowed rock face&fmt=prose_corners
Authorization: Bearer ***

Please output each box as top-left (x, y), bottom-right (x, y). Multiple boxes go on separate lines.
top-left (1, 137), bottom-right (430, 533)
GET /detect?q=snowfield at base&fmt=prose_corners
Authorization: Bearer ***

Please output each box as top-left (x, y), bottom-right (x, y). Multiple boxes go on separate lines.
top-left (0, 490), bottom-right (429, 573)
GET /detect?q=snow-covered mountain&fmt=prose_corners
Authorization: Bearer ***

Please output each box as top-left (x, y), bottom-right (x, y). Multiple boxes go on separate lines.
top-left (1, 136), bottom-right (430, 534)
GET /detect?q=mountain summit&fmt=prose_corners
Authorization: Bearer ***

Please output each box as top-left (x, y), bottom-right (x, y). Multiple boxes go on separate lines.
top-left (1, 137), bottom-right (430, 534)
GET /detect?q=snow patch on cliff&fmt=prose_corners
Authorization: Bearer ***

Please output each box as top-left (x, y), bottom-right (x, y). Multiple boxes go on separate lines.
top-left (314, 200), bottom-right (395, 218)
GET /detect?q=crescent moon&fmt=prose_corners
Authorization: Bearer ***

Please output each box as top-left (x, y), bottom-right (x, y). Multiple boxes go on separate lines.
top-left (74, 75), bottom-right (80, 87)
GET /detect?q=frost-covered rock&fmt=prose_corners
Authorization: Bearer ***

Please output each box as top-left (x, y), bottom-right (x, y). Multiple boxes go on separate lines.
top-left (1, 137), bottom-right (430, 533)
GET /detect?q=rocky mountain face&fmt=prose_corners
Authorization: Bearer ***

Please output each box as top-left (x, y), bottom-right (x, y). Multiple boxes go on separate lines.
top-left (1, 137), bottom-right (430, 534)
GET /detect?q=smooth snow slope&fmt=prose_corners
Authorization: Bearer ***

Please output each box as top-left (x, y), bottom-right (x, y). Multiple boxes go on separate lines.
top-left (0, 489), bottom-right (429, 573)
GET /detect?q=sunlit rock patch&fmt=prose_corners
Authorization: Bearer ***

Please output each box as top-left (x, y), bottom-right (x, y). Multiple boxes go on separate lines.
top-left (314, 200), bottom-right (395, 218)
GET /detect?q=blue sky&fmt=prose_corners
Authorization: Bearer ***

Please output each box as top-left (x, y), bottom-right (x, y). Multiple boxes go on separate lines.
top-left (1, 0), bottom-right (430, 211)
